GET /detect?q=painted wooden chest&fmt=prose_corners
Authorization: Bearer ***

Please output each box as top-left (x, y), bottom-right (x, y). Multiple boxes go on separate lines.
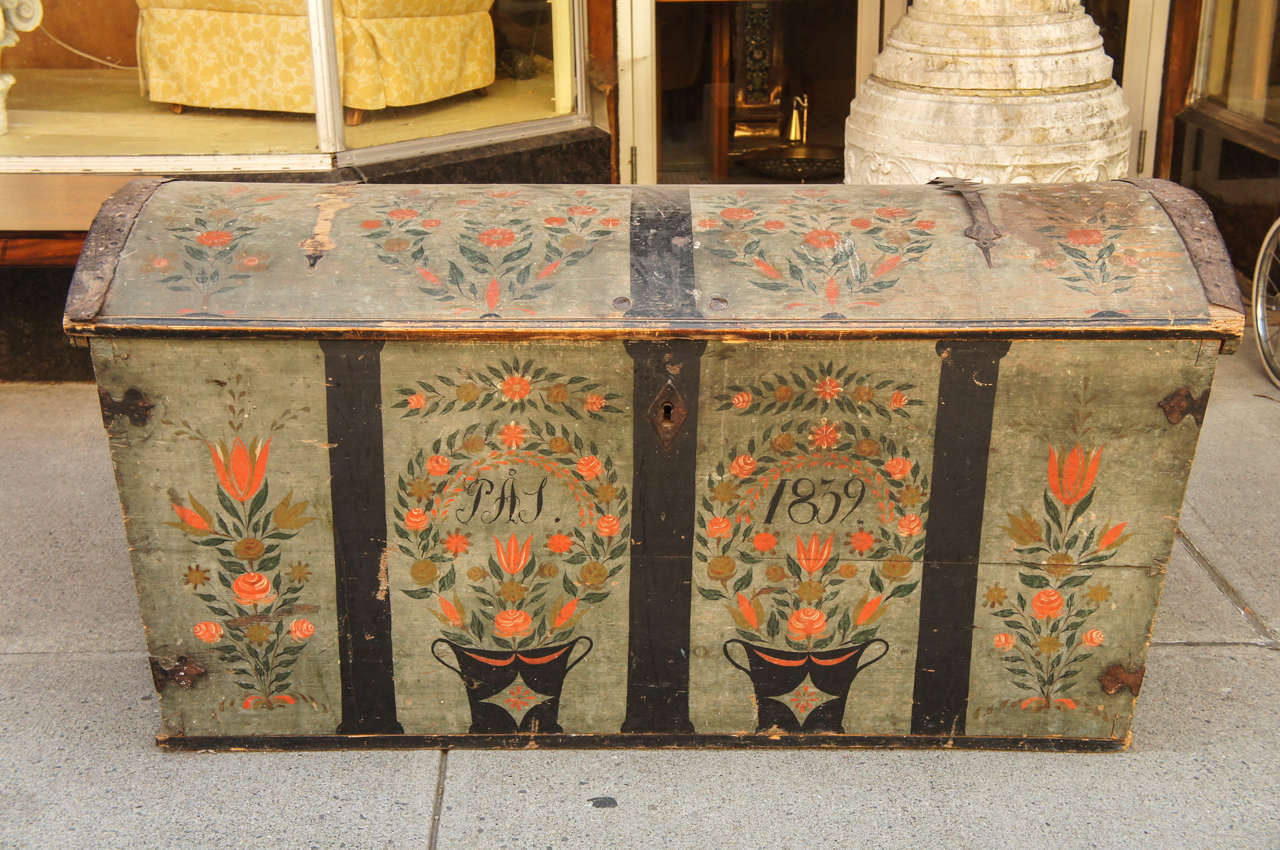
top-left (65, 178), bottom-right (1243, 751)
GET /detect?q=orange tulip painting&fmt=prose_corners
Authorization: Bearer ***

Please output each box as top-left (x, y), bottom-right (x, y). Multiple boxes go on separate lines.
top-left (695, 360), bottom-right (927, 663)
top-left (1047, 442), bottom-right (1101, 506)
top-left (388, 356), bottom-right (629, 670)
top-left (795, 534), bottom-right (834, 575)
top-left (208, 436), bottom-right (271, 502)
top-left (989, 427), bottom-right (1131, 713)
top-left (166, 381), bottom-right (315, 710)
top-left (495, 534), bottom-right (534, 576)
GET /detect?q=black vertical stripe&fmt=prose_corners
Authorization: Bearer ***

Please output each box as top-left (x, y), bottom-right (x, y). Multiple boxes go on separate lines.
top-left (320, 339), bottom-right (403, 735)
top-left (622, 187), bottom-right (702, 733)
top-left (911, 339), bottom-right (1011, 736)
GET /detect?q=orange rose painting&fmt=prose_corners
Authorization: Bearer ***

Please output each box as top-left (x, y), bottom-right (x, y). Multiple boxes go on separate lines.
top-left (388, 355), bottom-right (628, 735)
top-left (692, 189), bottom-right (936, 313)
top-left (168, 376), bottom-right (317, 709)
top-left (356, 188), bottom-right (622, 318)
top-left (696, 359), bottom-right (928, 686)
top-left (990, 418), bottom-right (1130, 711)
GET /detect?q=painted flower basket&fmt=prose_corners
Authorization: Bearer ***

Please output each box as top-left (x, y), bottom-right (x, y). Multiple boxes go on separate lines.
top-left (431, 637), bottom-right (593, 733)
top-left (723, 638), bottom-right (888, 733)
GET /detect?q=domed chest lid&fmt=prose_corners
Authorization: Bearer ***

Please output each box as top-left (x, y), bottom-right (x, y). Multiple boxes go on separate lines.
top-left (64, 179), bottom-right (1241, 341)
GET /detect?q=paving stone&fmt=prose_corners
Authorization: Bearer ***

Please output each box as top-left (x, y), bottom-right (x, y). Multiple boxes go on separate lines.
top-left (0, 652), bottom-right (443, 850)
top-left (1179, 330), bottom-right (1280, 636)
top-left (437, 646), bottom-right (1280, 849)
top-left (1152, 539), bottom-right (1264, 645)
top-left (0, 383), bottom-right (145, 654)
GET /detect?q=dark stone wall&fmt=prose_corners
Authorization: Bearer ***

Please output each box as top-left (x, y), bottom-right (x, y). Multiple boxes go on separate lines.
top-left (3, 126), bottom-right (614, 381)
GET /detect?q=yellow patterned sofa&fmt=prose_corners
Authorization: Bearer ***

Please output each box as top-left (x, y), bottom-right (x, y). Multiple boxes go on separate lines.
top-left (136, 0), bottom-right (495, 118)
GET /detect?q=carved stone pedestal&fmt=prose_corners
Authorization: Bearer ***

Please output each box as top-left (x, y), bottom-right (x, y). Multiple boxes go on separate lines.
top-left (844, 0), bottom-right (1131, 184)
top-left (1, 0), bottom-right (44, 135)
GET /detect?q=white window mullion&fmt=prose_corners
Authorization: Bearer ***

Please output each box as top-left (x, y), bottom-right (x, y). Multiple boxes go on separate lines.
top-left (307, 0), bottom-right (345, 154)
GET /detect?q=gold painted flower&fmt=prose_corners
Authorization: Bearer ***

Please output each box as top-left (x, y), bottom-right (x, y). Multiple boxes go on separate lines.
top-left (1002, 508), bottom-right (1043, 546)
top-left (1036, 635), bottom-right (1063, 656)
top-left (707, 555), bottom-right (736, 582)
top-left (897, 485), bottom-right (924, 507)
top-left (713, 480), bottom-right (740, 504)
top-left (1088, 583), bottom-right (1111, 604)
top-left (983, 584), bottom-right (1007, 607)
top-left (595, 482), bottom-right (618, 503)
top-left (838, 562), bottom-right (859, 579)
top-left (246, 624), bottom-right (272, 646)
top-left (538, 561), bottom-right (559, 578)
top-left (549, 436), bottom-right (573, 454)
top-left (881, 554), bottom-right (912, 581)
top-left (1044, 553), bottom-right (1075, 579)
top-left (409, 477), bottom-right (434, 501)
top-left (546, 384), bottom-right (570, 403)
top-left (234, 537), bottom-right (266, 562)
top-left (580, 561), bottom-right (608, 586)
top-left (289, 562), bottom-right (311, 583)
top-left (854, 437), bottom-right (880, 457)
top-left (273, 491), bottom-right (315, 530)
top-left (411, 559), bottom-right (439, 585)
top-left (795, 580), bottom-right (825, 603)
top-left (771, 433), bottom-right (795, 452)
top-left (463, 434), bottom-right (487, 453)
top-left (765, 564), bottom-right (787, 582)
top-left (852, 384), bottom-right (874, 403)
top-left (455, 382), bottom-right (481, 403)
top-left (467, 566), bottom-right (487, 582)
top-left (499, 580), bottom-right (527, 603)
top-left (182, 565), bottom-right (210, 588)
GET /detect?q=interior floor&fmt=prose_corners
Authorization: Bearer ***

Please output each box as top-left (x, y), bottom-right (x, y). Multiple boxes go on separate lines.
top-left (0, 67), bottom-right (560, 158)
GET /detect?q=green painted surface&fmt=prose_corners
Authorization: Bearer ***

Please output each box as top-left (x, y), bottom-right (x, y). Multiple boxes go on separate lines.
top-left (101, 183), bottom-right (632, 322)
top-left (94, 181), bottom-right (1210, 332)
top-left (381, 341), bottom-right (633, 733)
top-left (688, 183), bottom-right (1208, 324)
top-left (689, 340), bottom-right (941, 734)
top-left (90, 338), bottom-right (342, 736)
top-left (89, 333), bottom-right (1221, 743)
top-left (966, 339), bottom-right (1218, 738)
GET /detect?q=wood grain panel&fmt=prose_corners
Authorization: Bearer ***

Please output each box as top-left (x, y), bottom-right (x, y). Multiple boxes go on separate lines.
top-left (1, 0), bottom-right (138, 69)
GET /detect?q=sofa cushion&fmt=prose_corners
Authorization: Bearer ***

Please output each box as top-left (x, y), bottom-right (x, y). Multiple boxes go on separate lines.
top-left (137, 0), bottom-right (308, 16)
top-left (343, 0), bottom-right (494, 19)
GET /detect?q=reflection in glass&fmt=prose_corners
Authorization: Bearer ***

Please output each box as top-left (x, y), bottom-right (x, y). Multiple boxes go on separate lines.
top-left (1203, 0), bottom-right (1280, 123)
top-left (0, 0), bottom-right (575, 157)
top-left (344, 0), bottom-right (574, 149)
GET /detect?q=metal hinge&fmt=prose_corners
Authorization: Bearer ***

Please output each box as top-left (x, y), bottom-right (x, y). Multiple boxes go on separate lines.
top-left (1137, 129), bottom-right (1148, 175)
top-left (629, 146), bottom-right (638, 184)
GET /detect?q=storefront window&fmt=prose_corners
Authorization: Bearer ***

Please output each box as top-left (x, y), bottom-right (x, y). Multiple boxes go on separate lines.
top-left (344, 0), bottom-right (576, 149)
top-left (0, 0), bottom-right (580, 162)
top-left (1202, 0), bottom-right (1280, 123)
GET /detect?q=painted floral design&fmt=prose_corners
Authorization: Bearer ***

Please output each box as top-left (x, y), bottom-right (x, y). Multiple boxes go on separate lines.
top-left (695, 364), bottom-right (929, 652)
top-left (392, 357), bottom-right (622, 423)
top-left (392, 367), bottom-right (628, 652)
top-left (712, 361), bottom-right (923, 421)
top-left (359, 188), bottom-right (623, 317)
top-left (151, 187), bottom-right (280, 315)
top-left (1024, 193), bottom-right (1139, 296)
top-left (984, 395), bottom-right (1130, 712)
top-left (359, 190), bottom-right (441, 273)
top-left (164, 376), bottom-right (318, 710)
top-left (695, 189), bottom-right (936, 313)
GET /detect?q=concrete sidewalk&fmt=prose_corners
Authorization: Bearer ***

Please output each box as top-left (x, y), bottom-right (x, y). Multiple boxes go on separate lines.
top-left (2, 335), bottom-right (1278, 849)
